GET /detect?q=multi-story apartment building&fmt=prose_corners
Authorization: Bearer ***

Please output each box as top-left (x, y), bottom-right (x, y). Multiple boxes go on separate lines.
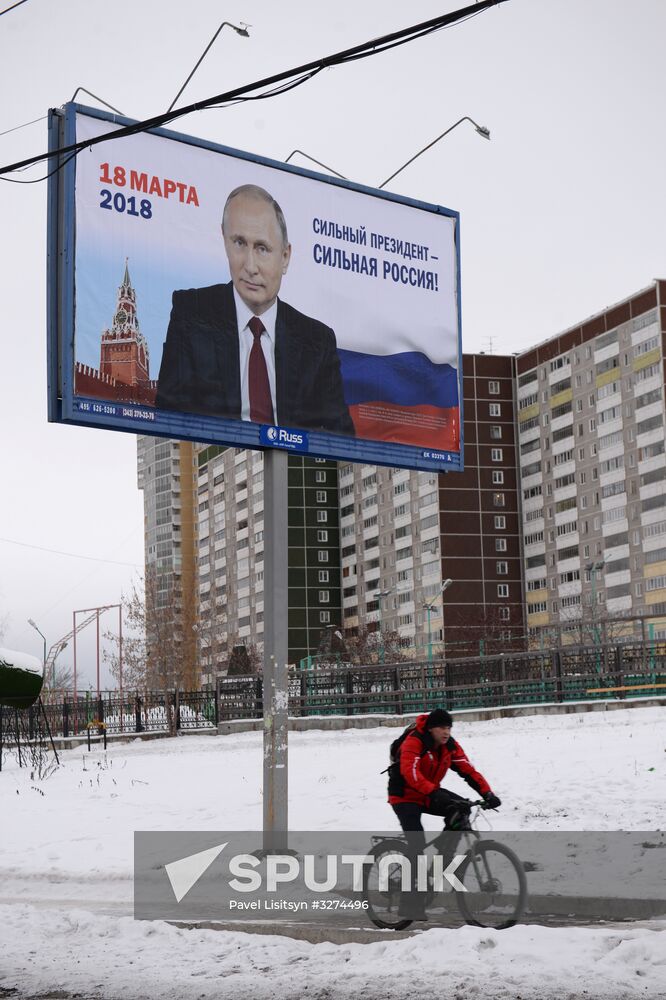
top-left (139, 281), bottom-right (666, 677)
top-left (338, 354), bottom-right (524, 658)
top-left (440, 354), bottom-right (523, 656)
top-left (194, 446), bottom-right (341, 683)
top-left (139, 352), bottom-right (525, 677)
top-left (515, 280), bottom-right (666, 640)
top-left (136, 436), bottom-right (198, 682)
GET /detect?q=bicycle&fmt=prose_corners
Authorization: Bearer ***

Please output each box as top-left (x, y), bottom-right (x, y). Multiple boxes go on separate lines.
top-left (362, 799), bottom-right (527, 931)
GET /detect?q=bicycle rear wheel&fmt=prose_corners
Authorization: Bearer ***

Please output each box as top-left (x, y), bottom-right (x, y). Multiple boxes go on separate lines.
top-left (362, 839), bottom-right (413, 931)
top-left (454, 839), bottom-right (527, 929)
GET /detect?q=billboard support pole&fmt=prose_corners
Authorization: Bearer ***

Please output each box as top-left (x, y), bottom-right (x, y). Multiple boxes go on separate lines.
top-left (262, 447), bottom-right (289, 853)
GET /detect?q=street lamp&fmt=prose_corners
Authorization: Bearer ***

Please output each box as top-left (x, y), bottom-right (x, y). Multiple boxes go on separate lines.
top-left (51, 641), bottom-right (68, 691)
top-left (27, 618), bottom-right (46, 676)
top-left (167, 21), bottom-right (250, 113)
top-left (422, 579), bottom-right (453, 664)
top-left (586, 561), bottom-right (605, 646)
top-left (372, 589), bottom-right (393, 663)
top-left (378, 117), bottom-right (491, 189)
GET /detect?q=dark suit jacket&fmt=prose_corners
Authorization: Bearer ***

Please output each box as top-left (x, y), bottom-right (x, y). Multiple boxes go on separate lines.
top-left (155, 282), bottom-right (355, 436)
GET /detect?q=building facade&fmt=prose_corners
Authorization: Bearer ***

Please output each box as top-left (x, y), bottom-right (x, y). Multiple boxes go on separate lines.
top-left (194, 446), bottom-right (342, 683)
top-left (516, 280), bottom-right (666, 640)
top-left (136, 436), bottom-right (198, 684)
top-left (337, 353), bottom-right (524, 658)
top-left (439, 354), bottom-right (524, 656)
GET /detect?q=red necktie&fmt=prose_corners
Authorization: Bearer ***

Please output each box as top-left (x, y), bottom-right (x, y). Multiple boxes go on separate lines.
top-left (248, 316), bottom-right (274, 424)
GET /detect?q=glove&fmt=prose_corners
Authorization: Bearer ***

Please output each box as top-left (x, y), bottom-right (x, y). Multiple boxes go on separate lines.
top-left (483, 792), bottom-right (501, 810)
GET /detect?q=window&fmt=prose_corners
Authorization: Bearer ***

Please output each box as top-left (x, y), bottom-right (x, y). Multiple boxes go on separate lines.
top-left (492, 470), bottom-right (505, 485)
top-left (489, 380), bottom-right (500, 394)
top-left (499, 606), bottom-right (510, 622)
top-left (493, 493), bottom-right (506, 507)
top-left (316, 490), bottom-right (327, 503)
top-left (315, 470), bottom-right (327, 483)
top-left (320, 610), bottom-right (331, 623)
top-left (491, 448), bottom-right (503, 462)
top-left (489, 403), bottom-right (501, 417)
top-left (317, 529), bottom-right (329, 542)
top-left (318, 570), bottom-right (329, 583)
top-left (319, 590), bottom-right (330, 603)
top-left (495, 538), bottom-right (507, 552)
top-left (316, 509), bottom-right (328, 523)
top-left (497, 584), bottom-right (509, 598)
top-left (490, 425), bottom-right (502, 440)
top-left (497, 561), bottom-right (508, 575)
top-left (494, 515), bottom-right (506, 529)
top-left (318, 550), bottom-right (329, 563)
top-left (519, 370), bottom-right (538, 387)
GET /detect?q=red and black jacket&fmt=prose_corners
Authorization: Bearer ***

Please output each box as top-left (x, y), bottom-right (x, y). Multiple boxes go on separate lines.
top-left (388, 713), bottom-right (491, 807)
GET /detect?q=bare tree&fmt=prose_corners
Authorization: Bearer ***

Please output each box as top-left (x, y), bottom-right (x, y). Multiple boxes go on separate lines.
top-left (345, 625), bottom-right (408, 665)
top-left (44, 662), bottom-right (74, 694)
top-left (195, 574), bottom-right (228, 681)
top-left (104, 569), bottom-right (200, 693)
top-left (444, 604), bottom-right (524, 658)
top-left (226, 637), bottom-right (262, 675)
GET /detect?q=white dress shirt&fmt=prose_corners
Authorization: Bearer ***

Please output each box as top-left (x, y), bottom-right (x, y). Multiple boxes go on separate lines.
top-left (233, 287), bottom-right (278, 422)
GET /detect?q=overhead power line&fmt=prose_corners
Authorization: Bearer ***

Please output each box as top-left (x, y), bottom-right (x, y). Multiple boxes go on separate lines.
top-left (0, 113), bottom-right (46, 138)
top-left (0, 0), bottom-right (30, 16)
top-left (0, 535), bottom-right (141, 568)
top-left (0, 0), bottom-right (506, 181)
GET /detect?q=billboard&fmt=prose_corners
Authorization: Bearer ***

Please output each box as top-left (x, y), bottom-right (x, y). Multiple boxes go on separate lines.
top-left (48, 104), bottom-right (463, 472)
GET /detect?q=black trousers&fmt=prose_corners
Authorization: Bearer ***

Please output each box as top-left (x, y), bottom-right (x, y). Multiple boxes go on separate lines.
top-left (392, 788), bottom-right (471, 834)
top-left (392, 790), bottom-right (470, 895)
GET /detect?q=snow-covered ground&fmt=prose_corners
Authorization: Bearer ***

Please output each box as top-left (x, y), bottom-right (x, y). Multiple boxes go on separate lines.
top-left (2, 705), bottom-right (666, 999)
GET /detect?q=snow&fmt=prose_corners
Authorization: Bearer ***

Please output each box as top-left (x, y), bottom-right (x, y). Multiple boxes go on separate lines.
top-left (0, 645), bottom-right (42, 674)
top-left (2, 705), bottom-right (666, 999)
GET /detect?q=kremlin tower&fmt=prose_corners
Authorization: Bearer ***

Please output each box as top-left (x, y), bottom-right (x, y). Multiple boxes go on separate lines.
top-left (75, 260), bottom-right (157, 405)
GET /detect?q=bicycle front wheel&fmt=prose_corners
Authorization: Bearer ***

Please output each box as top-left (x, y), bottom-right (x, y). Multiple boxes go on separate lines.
top-left (454, 839), bottom-right (527, 929)
top-left (362, 839), bottom-right (413, 931)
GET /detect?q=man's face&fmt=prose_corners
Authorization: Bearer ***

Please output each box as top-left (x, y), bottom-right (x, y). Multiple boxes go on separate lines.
top-left (222, 194), bottom-right (291, 315)
top-left (429, 725), bottom-right (451, 746)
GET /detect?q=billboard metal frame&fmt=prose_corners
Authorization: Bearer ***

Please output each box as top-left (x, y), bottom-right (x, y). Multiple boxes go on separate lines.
top-left (47, 103), bottom-right (464, 474)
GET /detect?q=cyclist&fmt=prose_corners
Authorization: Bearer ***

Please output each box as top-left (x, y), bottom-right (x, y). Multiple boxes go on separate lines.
top-left (387, 708), bottom-right (501, 920)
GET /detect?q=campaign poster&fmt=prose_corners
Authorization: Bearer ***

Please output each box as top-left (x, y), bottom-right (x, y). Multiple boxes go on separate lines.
top-left (48, 105), bottom-right (463, 472)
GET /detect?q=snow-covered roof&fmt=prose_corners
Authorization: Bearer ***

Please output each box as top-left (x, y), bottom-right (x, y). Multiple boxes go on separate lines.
top-left (0, 647), bottom-right (42, 675)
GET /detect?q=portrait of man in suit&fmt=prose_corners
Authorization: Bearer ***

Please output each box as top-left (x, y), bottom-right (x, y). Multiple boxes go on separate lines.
top-left (155, 183), bottom-right (355, 436)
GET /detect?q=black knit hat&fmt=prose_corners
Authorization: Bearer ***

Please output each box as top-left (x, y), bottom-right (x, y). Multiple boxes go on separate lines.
top-left (426, 709), bottom-right (453, 729)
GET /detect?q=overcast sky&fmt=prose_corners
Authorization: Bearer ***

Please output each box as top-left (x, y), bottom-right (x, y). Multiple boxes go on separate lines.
top-left (1, 0), bottom-right (665, 684)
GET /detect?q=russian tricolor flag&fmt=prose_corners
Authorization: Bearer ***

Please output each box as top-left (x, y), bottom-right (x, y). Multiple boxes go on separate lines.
top-left (339, 349), bottom-right (459, 450)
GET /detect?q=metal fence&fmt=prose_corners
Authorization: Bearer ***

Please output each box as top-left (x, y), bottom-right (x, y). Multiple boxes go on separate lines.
top-left (2, 641), bottom-right (664, 741)
top-left (34, 690), bottom-right (218, 738)
top-left (218, 640), bottom-right (666, 720)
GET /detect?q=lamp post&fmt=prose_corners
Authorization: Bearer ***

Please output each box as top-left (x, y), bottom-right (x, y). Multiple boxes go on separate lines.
top-left (586, 561), bottom-right (605, 646)
top-left (378, 117), bottom-right (491, 189)
top-left (372, 589), bottom-right (392, 663)
top-left (167, 21), bottom-right (250, 113)
top-left (422, 578), bottom-right (454, 664)
top-left (50, 641), bottom-right (68, 691)
top-left (27, 618), bottom-right (46, 676)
